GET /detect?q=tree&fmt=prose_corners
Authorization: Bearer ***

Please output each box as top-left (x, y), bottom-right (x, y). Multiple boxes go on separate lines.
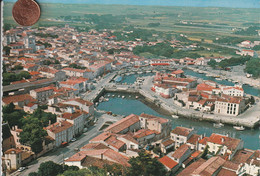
top-left (29, 172), bottom-right (38, 176)
top-left (3, 46), bottom-right (11, 55)
top-left (127, 151), bottom-right (167, 176)
top-left (59, 168), bottom-right (106, 176)
top-left (38, 161), bottom-right (63, 176)
top-left (208, 59), bottom-right (217, 68)
top-left (249, 96), bottom-right (255, 105)
top-left (20, 120), bottom-right (47, 153)
top-left (19, 71), bottom-right (31, 79)
top-left (104, 163), bottom-right (125, 176)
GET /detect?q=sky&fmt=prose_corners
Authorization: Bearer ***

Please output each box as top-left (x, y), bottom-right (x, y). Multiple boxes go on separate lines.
top-left (4, 0), bottom-right (260, 8)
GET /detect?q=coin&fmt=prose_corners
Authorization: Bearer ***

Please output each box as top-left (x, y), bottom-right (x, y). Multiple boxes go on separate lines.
top-left (12, 0), bottom-right (41, 26)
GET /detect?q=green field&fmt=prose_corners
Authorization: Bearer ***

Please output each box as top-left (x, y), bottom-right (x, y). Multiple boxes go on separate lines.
top-left (3, 2), bottom-right (260, 57)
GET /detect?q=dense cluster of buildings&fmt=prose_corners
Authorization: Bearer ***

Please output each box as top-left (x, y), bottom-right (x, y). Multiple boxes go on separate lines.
top-left (2, 25), bottom-right (259, 175)
top-left (151, 70), bottom-right (248, 116)
top-left (63, 116), bottom-right (260, 176)
top-left (64, 113), bottom-right (171, 168)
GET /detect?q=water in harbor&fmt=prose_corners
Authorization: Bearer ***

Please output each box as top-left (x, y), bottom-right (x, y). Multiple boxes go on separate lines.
top-left (97, 94), bottom-right (260, 150)
top-left (184, 69), bottom-right (260, 97)
top-left (121, 72), bottom-right (155, 84)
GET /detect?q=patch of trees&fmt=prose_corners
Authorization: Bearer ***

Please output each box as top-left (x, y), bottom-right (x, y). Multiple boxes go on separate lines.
top-left (69, 63), bottom-right (86, 70)
top-left (28, 161), bottom-right (79, 176)
top-left (3, 46), bottom-right (11, 55)
top-left (234, 26), bottom-right (260, 36)
top-left (213, 37), bottom-right (245, 45)
top-left (11, 64), bottom-right (23, 71)
top-left (245, 58), bottom-right (260, 78)
top-left (43, 59), bottom-right (60, 65)
top-left (208, 56), bottom-right (251, 69)
top-left (33, 32), bottom-right (58, 38)
top-left (2, 103), bottom-right (26, 128)
top-left (36, 41), bottom-right (52, 48)
top-left (147, 22), bottom-right (160, 27)
top-left (127, 151), bottom-right (167, 176)
top-left (3, 103), bottom-right (57, 153)
top-left (133, 42), bottom-right (201, 59)
top-left (3, 71), bottom-right (31, 85)
top-left (113, 27), bottom-right (157, 41)
top-left (253, 45), bottom-right (260, 51)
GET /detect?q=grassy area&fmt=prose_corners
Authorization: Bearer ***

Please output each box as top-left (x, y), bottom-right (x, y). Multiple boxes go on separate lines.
top-left (3, 3), bottom-right (259, 43)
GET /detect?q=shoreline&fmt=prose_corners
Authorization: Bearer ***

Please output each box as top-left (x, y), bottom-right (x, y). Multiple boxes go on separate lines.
top-left (101, 86), bottom-right (260, 129)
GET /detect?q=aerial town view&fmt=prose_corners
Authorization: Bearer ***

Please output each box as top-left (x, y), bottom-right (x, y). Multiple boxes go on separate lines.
top-left (1, 0), bottom-right (260, 175)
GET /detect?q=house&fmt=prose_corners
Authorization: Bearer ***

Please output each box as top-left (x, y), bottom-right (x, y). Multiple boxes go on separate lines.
top-left (104, 114), bottom-right (140, 134)
top-left (62, 67), bottom-right (94, 80)
top-left (46, 121), bottom-right (74, 147)
top-left (64, 149), bottom-right (130, 169)
top-left (171, 144), bottom-right (192, 164)
top-left (161, 138), bottom-right (175, 153)
top-left (214, 96), bottom-right (246, 116)
top-left (190, 156), bottom-right (226, 176)
top-left (2, 123), bottom-right (16, 154)
top-left (222, 86), bottom-right (244, 97)
top-left (60, 98), bottom-right (94, 116)
top-left (30, 86), bottom-right (54, 103)
top-left (207, 133), bottom-right (244, 159)
top-left (38, 67), bottom-right (66, 81)
top-left (171, 127), bottom-right (195, 148)
top-left (3, 148), bottom-right (22, 171)
top-left (159, 155), bottom-right (178, 172)
top-left (139, 113), bottom-right (172, 139)
top-left (59, 78), bottom-right (89, 95)
top-left (57, 110), bottom-right (87, 136)
top-left (151, 83), bottom-right (175, 98)
top-left (23, 63), bottom-right (38, 72)
top-left (23, 102), bottom-right (38, 113)
top-left (2, 94), bottom-right (36, 108)
top-left (171, 70), bottom-right (184, 78)
top-left (186, 134), bottom-right (201, 150)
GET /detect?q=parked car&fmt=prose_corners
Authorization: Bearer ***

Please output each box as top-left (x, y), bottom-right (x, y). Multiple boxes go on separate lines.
top-left (18, 166), bottom-right (27, 172)
top-left (71, 138), bottom-right (77, 142)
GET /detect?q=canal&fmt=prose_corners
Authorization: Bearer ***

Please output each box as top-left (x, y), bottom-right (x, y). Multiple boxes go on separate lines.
top-left (97, 93), bottom-right (260, 150)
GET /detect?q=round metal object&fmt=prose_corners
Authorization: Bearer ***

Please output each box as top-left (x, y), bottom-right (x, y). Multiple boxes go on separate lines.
top-left (12, 0), bottom-right (41, 26)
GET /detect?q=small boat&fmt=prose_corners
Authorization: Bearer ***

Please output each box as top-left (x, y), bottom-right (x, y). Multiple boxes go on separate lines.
top-left (118, 95), bottom-right (120, 98)
top-left (215, 78), bottom-right (222, 81)
top-left (122, 96), bottom-right (125, 99)
top-left (95, 102), bottom-right (99, 106)
top-left (112, 94), bottom-right (115, 97)
top-left (233, 125), bottom-right (245, 131)
top-left (171, 115), bottom-right (179, 119)
top-left (213, 123), bottom-right (224, 128)
top-left (107, 94), bottom-right (110, 97)
top-left (136, 96), bottom-right (139, 99)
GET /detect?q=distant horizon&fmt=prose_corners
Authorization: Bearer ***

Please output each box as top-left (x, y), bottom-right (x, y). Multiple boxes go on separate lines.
top-left (4, 0), bottom-right (260, 8)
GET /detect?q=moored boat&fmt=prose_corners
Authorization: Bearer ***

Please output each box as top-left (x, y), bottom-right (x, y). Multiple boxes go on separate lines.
top-left (233, 125), bottom-right (245, 131)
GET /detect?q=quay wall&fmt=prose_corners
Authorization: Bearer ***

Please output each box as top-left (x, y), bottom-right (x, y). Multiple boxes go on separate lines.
top-left (101, 87), bottom-right (260, 129)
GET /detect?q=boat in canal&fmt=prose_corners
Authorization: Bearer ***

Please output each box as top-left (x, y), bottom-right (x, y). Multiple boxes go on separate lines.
top-left (213, 122), bottom-right (224, 128)
top-left (171, 115), bottom-right (179, 119)
top-left (233, 125), bottom-right (245, 131)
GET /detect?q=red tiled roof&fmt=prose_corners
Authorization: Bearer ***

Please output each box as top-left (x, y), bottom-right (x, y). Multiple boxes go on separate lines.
top-left (81, 143), bottom-right (110, 151)
top-left (3, 94), bottom-right (36, 105)
top-left (90, 132), bottom-right (112, 142)
top-left (46, 121), bottom-right (73, 134)
top-left (172, 70), bottom-right (184, 75)
top-left (171, 127), bottom-right (193, 137)
top-left (208, 133), bottom-right (241, 151)
top-left (104, 135), bottom-right (125, 149)
top-left (172, 144), bottom-right (190, 159)
top-left (105, 114), bottom-right (140, 134)
top-left (217, 168), bottom-right (237, 176)
top-left (32, 86), bottom-right (54, 93)
top-left (140, 113), bottom-right (169, 124)
top-left (159, 156), bottom-right (178, 170)
top-left (187, 134), bottom-right (201, 145)
top-left (62, 111), bottom-right (84, 120)
top-left (133, 129), bottom-right (156, 139)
